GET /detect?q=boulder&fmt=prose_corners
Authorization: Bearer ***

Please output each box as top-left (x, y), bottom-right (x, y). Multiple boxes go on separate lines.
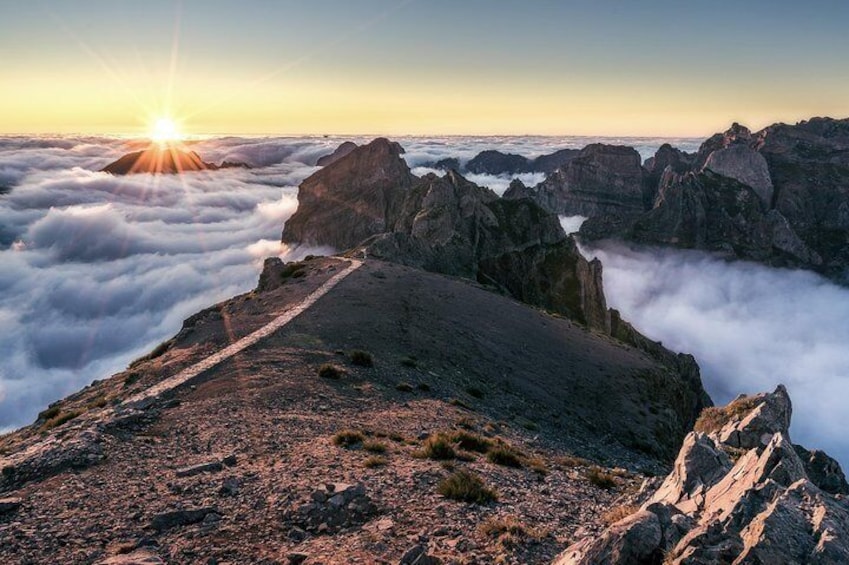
top-left (703, 144), bottom-right (774, 205)
top-left (713, 385), bottom-right (792, 449)
top-left (288, 482), bottom-right (376, 533)
top-left (399, 544), bottom-right (442, 564)
top-left (149, 507), bottom-right (220, 531)
top-left (554, 509), bottom-right (664, 565)
top-left (174, 460), bottom-right (224, 477)
top-left (793, 445), bottom-right (849, 495)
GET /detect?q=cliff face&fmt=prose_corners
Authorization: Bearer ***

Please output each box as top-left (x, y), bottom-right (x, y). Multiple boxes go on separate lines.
top-left (505, 144), bottom-right (647, 219)
top-left (507, 118), bottom-right (849, 283)
top-left (283, 139), bottom-right (615, 331)
top-left (281, 138), bottom-right (414, 250)
top-left (558, 385), bottom-right (849, 564)
top-left (627, 119), bottom-right (849, 277)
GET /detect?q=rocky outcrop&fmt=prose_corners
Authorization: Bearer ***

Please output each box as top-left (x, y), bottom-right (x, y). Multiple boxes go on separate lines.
top-left (0, 428), bottom-right (104, 492)
top-left (506, 144), bottom-right (648, 219)
top-left (316, 141), bottom-right (358, 166)
top-left (101, 146), bottom-right (248, 175)
top-left (558, 385), bottom-right (849, 564)
top-left (466, 150), bottom-right (528, 175)
top-left (287, 483), bottom-right (377, 534)
top-left (531, 148), bottom-right (581, 174)
top-left (282, 139), bottom-right (613, 329)
top-left (431, 157), bottom-right (461, 171)
top-left (426, 148), bottom-right (579, 175)
top-left (281, 138), bottom-right (414, 250)
top-left (576, 118), bottom-right (849, 284)
top-left (703, 144), bottom-right (773, 206)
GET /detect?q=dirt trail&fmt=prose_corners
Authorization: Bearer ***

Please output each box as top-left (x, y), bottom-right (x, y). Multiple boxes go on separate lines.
top-left (122, 259), bottom-right (363, 408)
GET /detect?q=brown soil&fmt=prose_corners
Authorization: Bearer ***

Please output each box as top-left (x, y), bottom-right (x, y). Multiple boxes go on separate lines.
top-left (0, 257), bottom-right (680, 564)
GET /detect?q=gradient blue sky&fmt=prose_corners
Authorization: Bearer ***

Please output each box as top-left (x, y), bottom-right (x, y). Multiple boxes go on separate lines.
top-left (1, 0), bottom-right (847, 135)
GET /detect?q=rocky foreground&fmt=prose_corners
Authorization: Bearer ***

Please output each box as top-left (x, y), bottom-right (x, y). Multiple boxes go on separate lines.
top-left (559, 386), bottom-right (849, 564)
top-left (3, 130), bottom-right (846, 564)
top-left (2, 256), bottom-right (704, 564)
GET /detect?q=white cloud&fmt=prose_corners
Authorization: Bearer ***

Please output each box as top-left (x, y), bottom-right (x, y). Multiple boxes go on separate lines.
top-left (583, 241), bottom-right (849, 465)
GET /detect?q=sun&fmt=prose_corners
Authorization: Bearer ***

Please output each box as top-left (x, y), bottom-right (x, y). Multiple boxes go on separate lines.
top-left (149, 117), bottom-right (183, 145)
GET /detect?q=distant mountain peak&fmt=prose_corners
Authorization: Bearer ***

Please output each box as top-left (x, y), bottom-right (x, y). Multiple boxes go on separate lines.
top-left (101, 145), bottom-right (248, 175)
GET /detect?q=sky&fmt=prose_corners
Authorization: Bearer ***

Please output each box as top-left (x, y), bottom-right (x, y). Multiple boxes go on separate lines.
top-left (1, 0), bottom-right (848, 136)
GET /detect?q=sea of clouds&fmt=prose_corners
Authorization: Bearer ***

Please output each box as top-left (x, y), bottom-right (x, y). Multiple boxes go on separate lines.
top-left (3, 133), bottom-right (847, 466)
top-left (580, 241), bottom-right (849, 463)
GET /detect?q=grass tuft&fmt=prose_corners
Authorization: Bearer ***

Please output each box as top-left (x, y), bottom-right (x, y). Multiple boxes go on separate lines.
top-left (364, 455), bottom-right (387, 468)
top-left (586, 466), bottom-right (617, 490)
top-left (349, 350), bottom-right (374, 367)
top-left (363, 440), bottom-right (387, 454)
top-left (448, 431), bottom-right (492, 453)
top-left (332, 429), bottom-right (364, 448)
top-left (602, 504), bottom-right (639, 525)
top-left (318, 363), bottom-right (345, 380)
top-left (486, 444), bottom-right (524, 468)
top-left (40, 409), bottom-right (83, 432)
top-left (421, 434), bottom-right (456, 460)
top-left (479, 515), bottom-right (545, 548)
top-left (437, 470), bottom-right (497, 503)
top-left (694, 396), bottom-right (759, 434)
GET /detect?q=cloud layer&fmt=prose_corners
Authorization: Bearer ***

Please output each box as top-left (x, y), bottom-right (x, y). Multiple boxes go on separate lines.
top-left (583, 241), bottom-right (849, 465)
top-left (0, 135), bottom-right (338, 430)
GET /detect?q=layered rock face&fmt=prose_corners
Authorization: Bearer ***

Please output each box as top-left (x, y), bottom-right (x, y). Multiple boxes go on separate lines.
top-left (101, 145), bottom-right (248, 175)
top-left (589, 119), bottom-right (848, 282)
top-left (558, 385), bottom-right (849, 564)
top-left (504, 144), bottom-right (647, 218)
top-left (503, 117), bottom-right (849, 282)
top-left (283, 139), bottom-right (612, 329)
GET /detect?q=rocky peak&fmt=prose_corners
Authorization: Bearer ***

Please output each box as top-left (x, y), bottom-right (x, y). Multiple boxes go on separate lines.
top-left (101, 145), bottom-right (248, 175)
top-left (702, 143), bottom-right (774, 205)
top-left (558, 385), bottom-right (849, 564)
top-left (281, 138), bottom-right (414, 250)
top-left (502, 178), bottom-right (529, 200)
top-left (316, 141), bottom-right (358, 166)
top-left (644, 144), bottom-right (694, 176)
top-left (514, 143), bottom-right (647, 218)
top-left (465, 149), bottom-right (528, 175)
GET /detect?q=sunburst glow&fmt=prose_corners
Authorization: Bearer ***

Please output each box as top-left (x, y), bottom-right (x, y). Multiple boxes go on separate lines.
top-left (149, 117), bottom-right (182, 144)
